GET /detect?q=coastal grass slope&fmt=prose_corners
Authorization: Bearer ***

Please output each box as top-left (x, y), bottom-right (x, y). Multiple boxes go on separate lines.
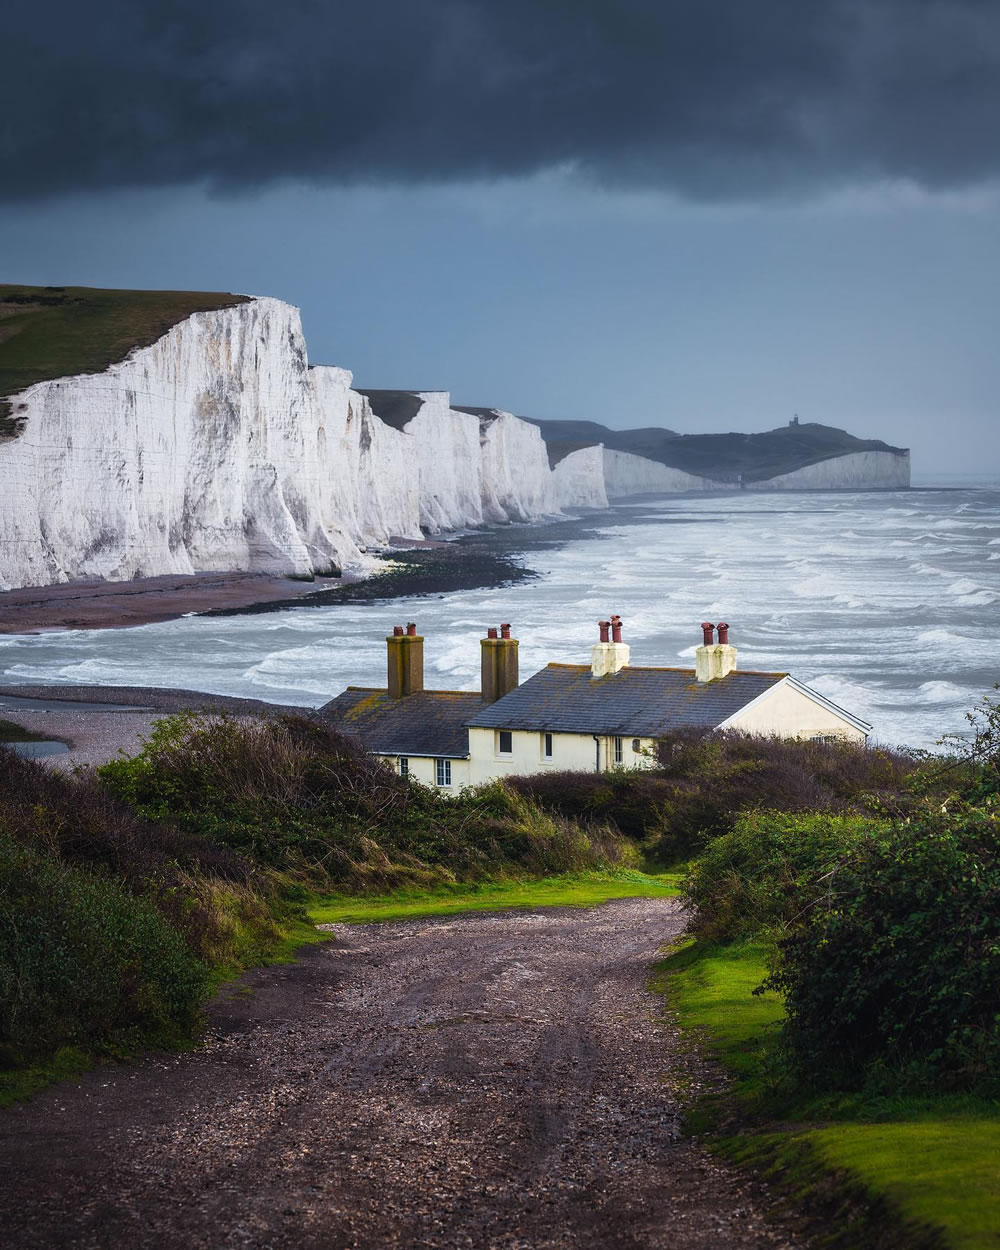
top-left (0, 284), bottom-right (249, 434)
top-left (657, 939), bottom-right (1000, 1250)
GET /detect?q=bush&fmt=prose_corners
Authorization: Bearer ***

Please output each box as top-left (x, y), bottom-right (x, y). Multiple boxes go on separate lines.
top-left (0, 836), bottom-right (209, 1066)
top-left (763, 807), bottom-right (1000, 1091)
top-left (511, 730), bottom-right (922, 864)
top-left (683, 810), bottom-right (883, 941)
top-left (99, 713), bottom-right (629, 890)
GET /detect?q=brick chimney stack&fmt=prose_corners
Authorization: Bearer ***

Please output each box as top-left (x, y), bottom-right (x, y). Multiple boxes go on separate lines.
top-left (481, 624), bottom-right (519, 703)
top-left (386, 622), bottom-right (424, 698)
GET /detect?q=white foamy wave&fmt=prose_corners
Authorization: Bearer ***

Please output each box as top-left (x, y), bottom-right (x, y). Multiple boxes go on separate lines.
top-left (916, 629), bottom-right (975, 647)
top-left (913, 681), bottom-right (974, 704)
top-left (3, 658), bottom-right (140, 684)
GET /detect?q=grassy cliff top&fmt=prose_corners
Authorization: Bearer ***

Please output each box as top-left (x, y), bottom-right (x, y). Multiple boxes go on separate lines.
top-left (524, 416), bottom-right (907, 481)
top-left (0, 284), bottom-right (249, 436)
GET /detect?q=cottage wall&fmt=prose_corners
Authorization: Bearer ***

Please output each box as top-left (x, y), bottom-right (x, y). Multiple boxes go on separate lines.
top-left (467, 727), bottom-right (656, 784)
top-left (722, 679), bottom-right (867, 743)
top-left (375, 752), bottom-right (471, 790)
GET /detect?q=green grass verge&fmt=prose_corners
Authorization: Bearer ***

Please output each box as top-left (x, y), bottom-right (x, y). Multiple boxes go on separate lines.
top-left (309, 869), bottom-right (681, 925)
top-left (655, 940), bottom-right (1000, 1249)
top-left (0, 284), bottom-right (248, 433)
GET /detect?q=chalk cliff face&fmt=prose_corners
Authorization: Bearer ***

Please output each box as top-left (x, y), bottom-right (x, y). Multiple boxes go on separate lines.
top-left (0, 294), bottom-right (912, 594)
top-left (398, 393), bottom-right (485, 532)
top-left (478, 410), bottom-right (560, 523)
top-left (0, 300), bottom-right (567, 592)
top-left (744, 450), bottom-right (911, 491)
top-left (0, 298), bottom-right (346, 591)
top-left (602, 449), bottom-right (722, 498)
top-left (551, 446), bottom-right (609, 510)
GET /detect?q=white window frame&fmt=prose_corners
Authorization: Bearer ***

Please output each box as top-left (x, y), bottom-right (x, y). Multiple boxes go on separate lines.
top-left (435, 757), bottom-right (452, 786)
top-left (398, 756), bottom-right (409, 776)
top-left (496, 729), bottom-right (513, 756)
top-left (543, 731), bottom-right (554, 760)
top-left (613, 736), bottom-right (624, 765)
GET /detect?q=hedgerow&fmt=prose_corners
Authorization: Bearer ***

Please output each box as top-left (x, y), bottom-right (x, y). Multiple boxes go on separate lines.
top-left (762, 806), bottom-right (1000, 1092)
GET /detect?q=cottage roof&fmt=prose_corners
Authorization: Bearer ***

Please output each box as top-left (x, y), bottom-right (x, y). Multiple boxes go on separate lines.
top-left (318, 688), bottom-right (482, 758)
top-left (464, 663), bottom-right (788, 736)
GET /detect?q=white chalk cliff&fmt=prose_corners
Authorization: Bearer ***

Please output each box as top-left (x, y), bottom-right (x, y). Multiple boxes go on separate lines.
top-left (743, 450), bottom-right (911, 491)
top-left (0, 295), bottom-right (911, 593)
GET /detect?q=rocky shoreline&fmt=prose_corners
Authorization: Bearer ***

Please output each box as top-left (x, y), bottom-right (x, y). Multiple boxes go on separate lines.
top-left (0, 511), bottom-right (616, 636)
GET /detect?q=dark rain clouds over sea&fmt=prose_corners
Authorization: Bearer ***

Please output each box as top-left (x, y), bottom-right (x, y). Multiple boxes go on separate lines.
top-left (1, 486), bottom-right (998, 751)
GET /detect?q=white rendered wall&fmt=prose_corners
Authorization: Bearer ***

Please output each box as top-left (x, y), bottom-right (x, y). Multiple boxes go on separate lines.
top-left (467, 726), bottom-right (655, 784)
top-left (723, 679), bottom-right (867, 743)
top-left (375, 752), bottom-right (471, 791)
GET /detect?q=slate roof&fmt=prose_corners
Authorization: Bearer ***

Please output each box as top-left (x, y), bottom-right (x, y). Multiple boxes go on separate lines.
top-left (464, 664), bottom-right (788, 736)
top-left (318, 688), bottom-right (482, 758)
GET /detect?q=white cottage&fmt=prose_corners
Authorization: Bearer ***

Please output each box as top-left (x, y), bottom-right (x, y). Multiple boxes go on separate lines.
top-left (319, 618), bottom-right (870, 789)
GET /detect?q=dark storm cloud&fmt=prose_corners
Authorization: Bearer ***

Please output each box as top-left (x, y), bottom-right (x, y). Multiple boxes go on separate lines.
top-left (4, 0), bottom-right (1000, 201)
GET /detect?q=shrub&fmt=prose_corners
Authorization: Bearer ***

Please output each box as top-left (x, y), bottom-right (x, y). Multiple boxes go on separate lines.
top-left (99, 713), bottom-right (629, 890)
top-left (0, 836), bottom-right (209, 1066)
top-left (683, 810), bottom-right (883, 941)
top-left (512, 730), bottom-right (922, 864)
top-left (763, 807), bottom-right (1000, 1091)
top-left (0, 744), bottom-right (284, 969)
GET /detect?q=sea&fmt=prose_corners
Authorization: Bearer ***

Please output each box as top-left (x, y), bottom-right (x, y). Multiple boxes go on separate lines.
top-left (2, 478), bottom-right (998, 752)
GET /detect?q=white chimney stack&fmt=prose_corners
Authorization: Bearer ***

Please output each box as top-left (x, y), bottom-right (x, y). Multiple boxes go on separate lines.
top-left (695, 621), bottom-right (738, 682)
top-left (591, 615), bottom-right (630, 678)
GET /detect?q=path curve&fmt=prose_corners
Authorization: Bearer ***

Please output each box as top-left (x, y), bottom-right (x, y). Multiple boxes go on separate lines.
top-left (1, 898), bottom-right (800, 1248)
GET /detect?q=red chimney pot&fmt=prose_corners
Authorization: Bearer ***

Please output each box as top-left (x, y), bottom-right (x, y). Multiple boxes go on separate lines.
top-left (487, 627), bottom-right (498, 639)
top-left (406, 622), bottom-right (417, 637)
top-left (610, 615), bottom-right (623, 643)
top-left (700, 621), bottom-right (715, 646)
top-left (598, 620), bottom-right (611, 643)
top-left (392, 625), bottom-right (404, 637)
top-left (717, 622), bottom-right (730, 645)
top-left (500, 623), bottom-right (511, 639)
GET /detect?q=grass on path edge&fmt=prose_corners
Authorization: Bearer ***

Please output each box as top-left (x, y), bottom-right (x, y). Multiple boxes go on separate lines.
top-left (307, 869), bottom-right (681, 925)
top-left (654, 939), bottom-right (1000, 1250)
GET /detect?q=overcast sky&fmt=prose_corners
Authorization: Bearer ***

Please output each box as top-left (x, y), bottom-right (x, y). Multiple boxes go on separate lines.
top-left (3, 1), bottom-right (999, 474)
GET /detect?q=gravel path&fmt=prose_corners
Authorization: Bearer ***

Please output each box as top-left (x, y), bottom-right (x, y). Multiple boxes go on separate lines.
top-left (0, 899), bottom-right (801, 1249)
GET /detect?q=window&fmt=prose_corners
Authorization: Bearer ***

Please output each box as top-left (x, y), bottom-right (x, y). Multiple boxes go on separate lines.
top-left (498, 730), bottom-right (513, 755)
top-left (399, 756), bottom-right (409, 776)
top-left (812, 734), bottom-right (840, 744)
top-left (631, 738), bottom-right (641, 754)
top-left (614, 736), bottom-right (623, 765)
top-left (543, 732), bottom-right (553, 759)
top-left (435, 757), bottom-right (452, 786)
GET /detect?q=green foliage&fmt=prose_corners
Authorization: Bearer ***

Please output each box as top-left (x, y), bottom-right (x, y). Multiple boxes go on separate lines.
top-left (683, 810), bottom-right (884, 941)
top-left (512, 730), bottom-right (924, 865)
top-left (940, 689), bottom-right (1000, 804)
top-left (99, 713), bottom-right (629, 890)
top-left (764, 807), bottom-right (1000, 1092)
top-left (0, 835), bottom-right (209, 1066)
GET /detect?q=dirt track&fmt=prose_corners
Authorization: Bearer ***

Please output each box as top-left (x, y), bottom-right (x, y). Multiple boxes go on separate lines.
top-left (1, 899), bottom-right (800, 1249)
